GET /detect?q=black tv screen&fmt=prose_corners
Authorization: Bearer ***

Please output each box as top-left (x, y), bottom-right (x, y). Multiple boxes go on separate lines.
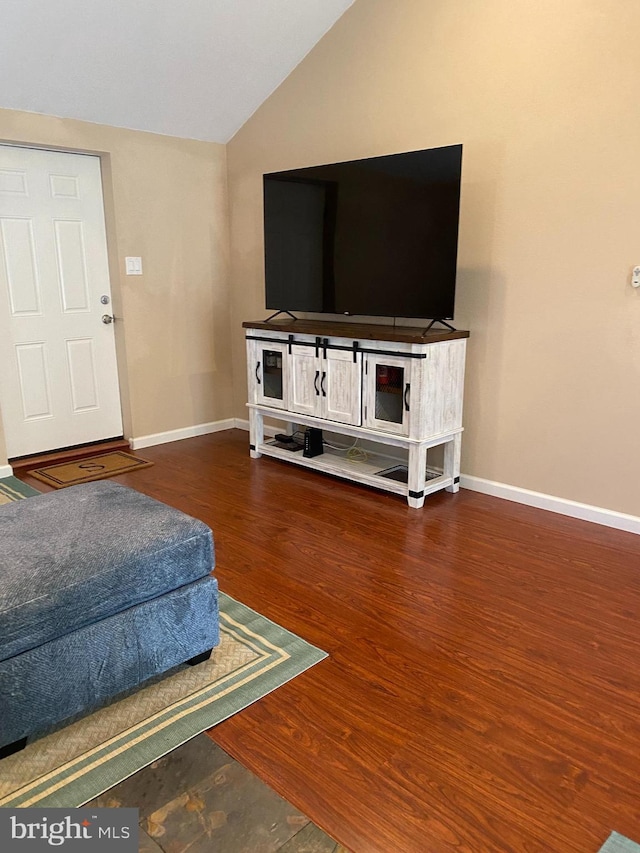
top-left (263, 144), bottom-right (462, 320)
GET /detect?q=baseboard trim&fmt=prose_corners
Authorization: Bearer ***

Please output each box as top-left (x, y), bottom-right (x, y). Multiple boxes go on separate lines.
top-left (233, 418), bottom-right (278, 437)
top-left (234, 421), bottom-right (639, 535)
top-left (0, 464), bottom-right (14, 478)
top-left (460, 474), bottom-right (640, 536)
top-left (131, 419), bottom-right (237, 450)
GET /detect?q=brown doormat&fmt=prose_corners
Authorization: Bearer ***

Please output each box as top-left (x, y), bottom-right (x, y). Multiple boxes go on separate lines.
top-left (28, 451), bottom-right (153, 488)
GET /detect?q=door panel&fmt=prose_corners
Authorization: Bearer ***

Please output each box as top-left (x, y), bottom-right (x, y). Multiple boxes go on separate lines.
top-left (66, 338), bottom-right (99, 411)
top-left (15, 342), bottom-right (52, 419)
top-left (0, 145), bottom-right (122, 457)
top-left (288, 344), bottom-right (319, 417)
top-left (323, 348), bottom-right (361, 426)
top-left (1, 218), bottom-right (40, 313)
top-left (54, 219), bottom-right (91, 311)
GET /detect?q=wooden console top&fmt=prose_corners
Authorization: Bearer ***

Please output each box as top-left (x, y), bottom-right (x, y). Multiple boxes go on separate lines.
top-left (243, 318), bottom-right (469, 345)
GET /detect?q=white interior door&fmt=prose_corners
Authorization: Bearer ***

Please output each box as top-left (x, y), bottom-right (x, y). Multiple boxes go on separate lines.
top-left (0, 145), bottom-right (123, 458)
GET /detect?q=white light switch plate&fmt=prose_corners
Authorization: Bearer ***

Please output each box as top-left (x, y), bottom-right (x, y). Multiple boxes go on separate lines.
top-left (125, 256), bottom-right (143, 275)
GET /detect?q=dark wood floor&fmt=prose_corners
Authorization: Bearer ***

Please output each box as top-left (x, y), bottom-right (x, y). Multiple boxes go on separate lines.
top-left (20, 430), bottom-right (640, 852)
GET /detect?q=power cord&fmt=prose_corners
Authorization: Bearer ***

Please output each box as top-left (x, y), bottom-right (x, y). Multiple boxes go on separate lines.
top-left (322, 436), bottom-right (357, 451)
top-left (346, 446), bottom-right (369, 463)
top-left (321, 436), bottom-right (370, 463)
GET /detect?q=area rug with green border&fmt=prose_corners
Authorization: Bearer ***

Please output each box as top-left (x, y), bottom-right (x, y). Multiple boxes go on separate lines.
top-left (0, 478), bottom-right (327, 807)
top-left (0, 592), bottom-right (327, 808)
top-left (0, 476), bottom-right (39, 505)
top-left (599, 832), bottom-right (640, 852)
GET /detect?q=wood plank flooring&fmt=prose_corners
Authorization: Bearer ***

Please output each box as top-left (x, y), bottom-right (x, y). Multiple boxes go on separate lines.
top-left (19, 429), bottom-right (640, 852)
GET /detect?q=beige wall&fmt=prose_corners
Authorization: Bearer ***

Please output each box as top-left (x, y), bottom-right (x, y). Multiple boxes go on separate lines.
top-left (227, 0), bottom-right (640, 517)
top-left (0, 109), bottom-right (233, 466)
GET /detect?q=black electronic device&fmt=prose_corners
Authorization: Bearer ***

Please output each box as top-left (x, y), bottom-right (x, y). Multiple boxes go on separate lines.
top-left (303, 428), bottom-right (324, 458)
top-left (270, 440), bottom-right (304, 452)
top-left (263, 144), bottom-right (462, 321)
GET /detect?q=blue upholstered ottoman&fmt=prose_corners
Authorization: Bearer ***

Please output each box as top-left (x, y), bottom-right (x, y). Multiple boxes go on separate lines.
top-left (0, 481), bottom-right (219, 756)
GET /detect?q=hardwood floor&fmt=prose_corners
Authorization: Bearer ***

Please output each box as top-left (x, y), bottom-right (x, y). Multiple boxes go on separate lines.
top-left (20, 429), bottom-right (640, 852)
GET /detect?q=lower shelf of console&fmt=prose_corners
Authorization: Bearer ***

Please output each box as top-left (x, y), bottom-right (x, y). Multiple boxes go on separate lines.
top-left (247, 403), bottom-right (462, 507)
top-left (256, 438), bottom-right (453, 503)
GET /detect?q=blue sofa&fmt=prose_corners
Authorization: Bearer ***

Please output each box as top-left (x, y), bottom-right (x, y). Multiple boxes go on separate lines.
top-left (0, 480), bottom-right (219, 757)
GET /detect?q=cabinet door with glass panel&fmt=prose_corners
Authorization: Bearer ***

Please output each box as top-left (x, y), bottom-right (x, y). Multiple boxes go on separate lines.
top-left (248, 340), bottom-right (289, 409)
top-left (362, 353), bottom-right (413, 436)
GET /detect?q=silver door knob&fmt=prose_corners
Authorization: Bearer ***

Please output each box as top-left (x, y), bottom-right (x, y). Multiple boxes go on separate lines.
top-left (102, 314), bottom-right (115, 324)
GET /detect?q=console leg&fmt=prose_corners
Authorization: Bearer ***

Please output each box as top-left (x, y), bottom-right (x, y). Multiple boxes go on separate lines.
top-left (249, 408), bottom-right (263, 459)
top-left (187, 649), bottom-right (213, 666)
top-left (407, 444), bottom-right (428, 509)
top-left (444, 434), bottom-right (462, 493)
top-left (0, 737), bottom-right (27, 760)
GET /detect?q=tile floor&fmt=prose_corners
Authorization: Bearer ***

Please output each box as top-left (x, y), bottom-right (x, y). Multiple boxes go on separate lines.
top-left (88, 734), bottom-right (347, 853)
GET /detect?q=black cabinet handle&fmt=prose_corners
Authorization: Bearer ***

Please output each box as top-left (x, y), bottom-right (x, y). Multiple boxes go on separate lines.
top-left (321, 371), bottom-right (326, 397)
top-left (314, 370), bottom-right (320, 396)
top-left (256, 362), bottom-right (261, 385)
top-left (404, 382), bottom-right (410, 412)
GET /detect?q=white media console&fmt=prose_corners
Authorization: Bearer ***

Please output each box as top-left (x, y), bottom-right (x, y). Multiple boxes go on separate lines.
top-left (244, 319), bottom-right (469, 508)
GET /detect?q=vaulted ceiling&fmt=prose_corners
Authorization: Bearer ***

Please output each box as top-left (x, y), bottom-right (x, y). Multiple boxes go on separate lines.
top-left (0, 0), bottom-right (354, 143)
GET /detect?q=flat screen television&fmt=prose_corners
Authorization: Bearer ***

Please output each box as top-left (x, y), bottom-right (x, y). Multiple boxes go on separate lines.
top-left (263, 144), bottom-right (462, 320)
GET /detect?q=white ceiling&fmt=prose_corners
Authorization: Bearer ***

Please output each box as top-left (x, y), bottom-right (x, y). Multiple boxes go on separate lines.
top-left (0, 0), bottom-right (354, 143)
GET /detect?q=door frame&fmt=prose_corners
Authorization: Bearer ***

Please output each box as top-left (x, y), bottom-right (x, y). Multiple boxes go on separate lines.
top-left (0, 141), bottom-right (131, 463)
